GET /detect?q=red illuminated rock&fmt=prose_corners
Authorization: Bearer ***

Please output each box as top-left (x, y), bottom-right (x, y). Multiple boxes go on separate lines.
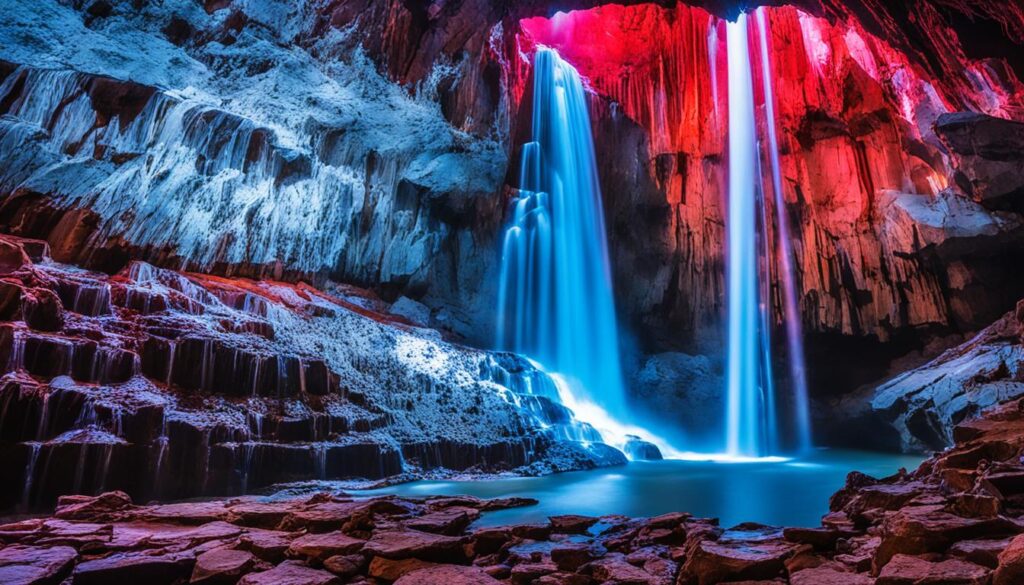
top-left (877, 554), bottom-right (989, 585)
top-left (191, 548), bottom-right (256, 584)
top-left (237, 561), bottom-right (339, 585)
top-left (393, 564), bottom-right (501, 585)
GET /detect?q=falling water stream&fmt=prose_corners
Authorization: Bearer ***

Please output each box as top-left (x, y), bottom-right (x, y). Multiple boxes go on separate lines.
top-left (497, 48), bottom-right (680, 455)
top-left (499, 28), bottom-right (813, 460)
top-left (724, 13), bottom-right (812, 457)
top-left (755, 8), bottom-right (812, 452)
top-left (725, 15), bottom-right (769, 457)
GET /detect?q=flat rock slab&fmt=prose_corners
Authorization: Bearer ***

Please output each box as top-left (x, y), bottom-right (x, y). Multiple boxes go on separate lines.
top-left (584, 555), bottom-right (659, 584)
top-left (790, 566), bottom-right (875, 585)
top-left (0, 545), bottom-right (77, 585)
top-left (877, 554), bottom-right (989, 585)
top-left (394, 564), bottom-right (502, 584)
top-left (72, 551), bottom-right (195, 585)
top-left (237, 561), bottom-right (340, 585)
top-left (191, 548), bottom-right (256, 583)
top-left (138, 502), bottom-right (232, 525)
top-left (286, 531), bottom-right (364, 560)
top-left (239, 529), bottom-right (293, 562)
top-left (406, 507), bottom-right (478, 535)
top-left (368, 556), bottom-right (437, 581)
top-left (363, 529), bottom-right (465, 562)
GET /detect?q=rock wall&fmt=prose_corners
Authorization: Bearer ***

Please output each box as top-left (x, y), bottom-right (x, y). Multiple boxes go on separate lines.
top-left (518, 5), bottom-right (1024, 390)
top-left (2, 0), bottom-right (1024, 413)
top-left (829, 296), bottom-right (1024, 453)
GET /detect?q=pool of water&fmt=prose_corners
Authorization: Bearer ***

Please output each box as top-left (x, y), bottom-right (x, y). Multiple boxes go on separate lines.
top-left (350, 449), bottom-right (923, 528)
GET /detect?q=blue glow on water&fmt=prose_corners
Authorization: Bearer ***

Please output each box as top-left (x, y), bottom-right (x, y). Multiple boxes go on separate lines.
top-left (351, 450), bottom-right (922, 528)
top-left (496, 48), bottom-right (632, 437)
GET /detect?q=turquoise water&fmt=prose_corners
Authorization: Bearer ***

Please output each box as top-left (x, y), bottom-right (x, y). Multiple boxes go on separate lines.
top-left (352, 449), bottom-right (922, 528)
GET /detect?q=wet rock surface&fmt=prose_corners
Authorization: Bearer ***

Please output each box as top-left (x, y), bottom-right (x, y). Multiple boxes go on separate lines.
top-left (0, 235), bottom-right (623, 513)
top-left (3, 398), bottom-right (1024, 583)
top-left (837, 297), bottom-right (1024, 452)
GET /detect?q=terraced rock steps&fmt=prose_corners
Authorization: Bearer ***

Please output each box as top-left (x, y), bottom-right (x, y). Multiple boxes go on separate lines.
top-left (0, 235), bottom-right (620, 512)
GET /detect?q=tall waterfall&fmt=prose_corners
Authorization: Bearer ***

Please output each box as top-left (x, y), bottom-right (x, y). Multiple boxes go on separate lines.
top-left (756, 8), bottom-right (812, 452)
top-left (496, 48), bottom-right (630, 438)
top-left (724, 13), bottom-right (812, 457)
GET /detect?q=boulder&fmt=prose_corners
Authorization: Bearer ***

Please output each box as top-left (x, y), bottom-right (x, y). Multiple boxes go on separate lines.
top-left (994, 533), bottom-right (1024, 585)
top-left (679, 539), bottom-right (795, 585)
top-left (55, 492), bottom-right (133, 521)
top-left (322, 554), bottom-right (365, 578)
top-left (877, 554), bottom-right (989, 585)
top-left (552, 542), bottom-right (604, 571)
top-left (405, 507), bottom-right (478, 535)
top-left (191, 548), bottom-right (256, 584)
top-left (0, 545), bottom-right (77, 585)
top-left (582, 555), bottom-right (659, 584)
top-left (935, 112), bottom-right (1024, 209)
top-left (623, 437), bottom-right (663, 461)
top-left (509, 560), bottom-right (559, 583)
top-left (362, 529), bottom-right (466, 562)
top-left (22, 288), bottom-right (63, 332)
top-left (367, 557), bottom-right (437, 581)
top-left (72, 551), bottom-right (195, 585)
top-left (236, 561), bottom-right (339, 585)
top-left (393, 565), bottom-right (502, 584)
top-left (875, 504), bottom-right (1016, 569)
top-left (388, 296), bottom-right (431, 327)
top-left (790, 565), bottom-right (875, 585)
top-left (238, 530), bottom-right (292, 562)
top-left (549, 515), bottom-right (599, 534)
top-left (286, 531), bottom-right (364, 560)
top-left (949, 538), bottom-right (1011, 569)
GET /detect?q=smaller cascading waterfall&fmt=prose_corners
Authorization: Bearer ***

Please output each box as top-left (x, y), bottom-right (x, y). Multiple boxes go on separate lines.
top-left (496, 48), bottom-right (636, 447)
top-left (724, 13), bottom-right (812, 457)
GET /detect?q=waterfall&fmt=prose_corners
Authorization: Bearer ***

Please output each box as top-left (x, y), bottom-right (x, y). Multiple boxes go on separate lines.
top-left (725, 15), bottom-right (766, 457)
top-left (496, 48), bottom-right (635, 448)
top-left (756, 8), bottom-right (812, 452)
top-left (724, 13), bottom-right (812, 457)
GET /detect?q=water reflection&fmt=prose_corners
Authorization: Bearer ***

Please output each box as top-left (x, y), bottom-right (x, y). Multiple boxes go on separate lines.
top-left (351, 449), bottom-right (921, 528)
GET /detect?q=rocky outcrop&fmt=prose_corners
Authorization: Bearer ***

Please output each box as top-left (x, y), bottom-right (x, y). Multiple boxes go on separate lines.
top-left (5, 396), bottom-right (1024, 584)
top-left (937, 113), bottom-right (1024, 211)
top-left (630, 353), bottom-right (723, 447)
top-left (834, 298), bottom-right (1024, 452)
top-left (0, 234), bottom-right (621, 513)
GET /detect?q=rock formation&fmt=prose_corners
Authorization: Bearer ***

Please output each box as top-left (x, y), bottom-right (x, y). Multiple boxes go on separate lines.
top-left (2, 0), bottom-right (1023, 422)
top-left (0, 234), bottom-right (622, 512)
top-left (830, 297), bottom-right (1024, 453)
top-left (5, 395), bottom-right (1024, 584)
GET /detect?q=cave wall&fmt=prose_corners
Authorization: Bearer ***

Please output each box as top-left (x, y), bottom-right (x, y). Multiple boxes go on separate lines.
top-left (2, 0), bottom-right (1024, 400)
top-left (511, 4), bottom-right (1024, 397)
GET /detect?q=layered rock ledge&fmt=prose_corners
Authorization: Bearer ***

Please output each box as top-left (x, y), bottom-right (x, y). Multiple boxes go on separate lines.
top-left (4, 398), bottom-right (1024, 584)
top-left (0, 234), bottom-right (620, 513)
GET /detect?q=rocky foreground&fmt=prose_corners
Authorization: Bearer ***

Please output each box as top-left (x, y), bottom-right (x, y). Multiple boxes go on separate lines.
top-left (4, 402), bottom-right (1024, 584)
